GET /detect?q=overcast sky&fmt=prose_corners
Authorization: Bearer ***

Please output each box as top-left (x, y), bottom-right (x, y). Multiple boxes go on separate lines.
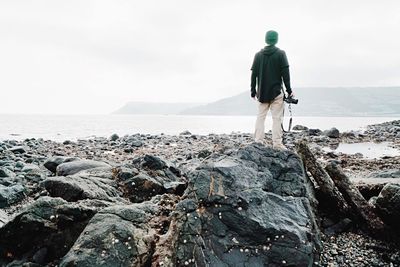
top-left (1, 0), bottom-right (399, 114)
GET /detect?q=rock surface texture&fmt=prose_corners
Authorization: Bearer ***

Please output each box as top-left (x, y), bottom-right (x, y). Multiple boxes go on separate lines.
top-left (0, 143), bottom-right (320, 267)
top-left (170, 143), bottom-right (320, 267)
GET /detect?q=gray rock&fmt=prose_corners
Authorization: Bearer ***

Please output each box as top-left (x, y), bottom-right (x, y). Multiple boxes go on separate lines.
top-left (369, 169), bottom-right (400, 179)
top-left (110, 133), bottom-right (119, 141)
top-left (0, 184), bottom-right (26, 208)
top-left (180, 130), bottom-right (192, 135)
top-left (197, 149), bottom-right (212, 158)
top-left (0, 167), bottom-right (15, 178)
top-left (21, 164), bottom-right (46, 182)
top-left (56, 159), bottom-right (111, 176)
top-left (173, 143), bottom-right (320, 266)
top-left (142, 155), bottom-right (167, 170)
top-left (376, 183), bottom-right (400, 227)
top-left (43, 156), bottom-right (80, 173)
top-left (121, 173), bottom-right (165, 202)
top-left (308, 128), bottom-right (322, 136)
top-left (21, 164), bottom-right (40, 173)
top-left (60, 195), bottom-right (178, 267)
top-left (42, 174), bottom-right (122, 202)
top-left (132, 140), bottom-right (143, 147)
top-left (293, 125), bottom-right (309, 131)
top-left (8, 146), bottom-right (27, 154)
top-left (324, 127), bottom-right (340, 138)
top-left (0, 197), bottom-right (110, 266)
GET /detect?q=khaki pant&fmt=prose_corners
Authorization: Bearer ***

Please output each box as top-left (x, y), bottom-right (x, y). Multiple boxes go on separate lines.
top-left (254, 93), bottom-right (284, 148)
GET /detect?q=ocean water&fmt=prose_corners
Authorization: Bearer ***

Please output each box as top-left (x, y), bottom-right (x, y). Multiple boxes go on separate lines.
top-left (0, 114), bottom-right (398, 142)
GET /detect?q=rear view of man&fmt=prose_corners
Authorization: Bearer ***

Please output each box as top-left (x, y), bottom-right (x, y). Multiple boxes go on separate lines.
top-left (250, 30), bottom-right (293, 149)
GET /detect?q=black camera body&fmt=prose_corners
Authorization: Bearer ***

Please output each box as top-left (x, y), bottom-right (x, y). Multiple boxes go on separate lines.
top-left (284, 95), bottom-right (298, 104)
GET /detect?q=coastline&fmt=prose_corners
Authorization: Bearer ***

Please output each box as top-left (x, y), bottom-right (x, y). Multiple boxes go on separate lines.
top-left (0, 119), bottom-right (399, 266)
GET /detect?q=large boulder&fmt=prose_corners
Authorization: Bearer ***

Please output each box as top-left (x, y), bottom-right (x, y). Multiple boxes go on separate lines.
top-left (167, 143), bottom-right (320, 266)
top-left (60, 194), bottom-right (179, 267)
top-left (376, 183), bottom-right (400, 227)
top-left (56, 160), bottom-right (111, 176)
top-left (0, 197), bottom-right (111, 266)
top-left (0, 184), bottom-right (26, 208)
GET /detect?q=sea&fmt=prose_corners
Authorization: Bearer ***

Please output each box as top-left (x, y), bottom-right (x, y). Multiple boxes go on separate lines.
top-left (0, 114), bottom-right (398, 142)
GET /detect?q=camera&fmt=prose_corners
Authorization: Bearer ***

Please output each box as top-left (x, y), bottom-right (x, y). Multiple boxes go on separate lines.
top-left (284, 95), bottom-right (298, 104)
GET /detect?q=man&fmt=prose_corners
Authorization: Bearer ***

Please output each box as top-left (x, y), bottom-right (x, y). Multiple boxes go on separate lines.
top-left (250, 30), bottom-right (293, 149)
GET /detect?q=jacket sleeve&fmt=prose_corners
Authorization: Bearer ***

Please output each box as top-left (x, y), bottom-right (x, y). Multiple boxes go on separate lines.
top-left (281, 51), bottom-right (292, 95)
top-left (250, 54), bottom-right (258, 97)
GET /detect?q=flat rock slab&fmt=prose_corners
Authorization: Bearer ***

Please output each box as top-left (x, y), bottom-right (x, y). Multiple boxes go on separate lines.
top-left (56, 160), bottom-right (111, 176)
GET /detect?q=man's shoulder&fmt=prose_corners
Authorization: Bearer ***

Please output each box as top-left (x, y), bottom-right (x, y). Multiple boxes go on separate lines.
top-left (275, 47), bottom-right (286, 55)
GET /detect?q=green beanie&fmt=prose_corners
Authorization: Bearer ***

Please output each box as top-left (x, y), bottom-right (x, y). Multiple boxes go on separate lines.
top-left (265, 30), bottom-right (278, 45)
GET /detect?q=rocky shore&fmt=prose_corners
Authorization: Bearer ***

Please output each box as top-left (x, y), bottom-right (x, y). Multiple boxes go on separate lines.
top-left (0, 120), bottom-right (399, 266)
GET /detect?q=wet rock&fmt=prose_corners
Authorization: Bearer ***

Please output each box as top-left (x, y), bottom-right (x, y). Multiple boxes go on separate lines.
top-left (293, 125), bottom-right (309, 131)
top-left (8, 146), bottom-right (27, 154)
top-left (369, 169), bottom-right (400, 179)
top-left (180, 130), bottom-right (192, 135)
top-left (60, 194), bottom-right (179, 267)
top-left (142, 155), bottom-right (167, 170)
top-left (42, 174), bottom-right (122, 202)
top-left (376, 183), bottom-right (400, 227)
top-left (109, 133), bottom-right (119, 141)
top-left (121, 173), bottom-right (165, 202)
top-left (0, 197), bottom-right (110, 266)
top-left (131, 140), bottom-right (143, 147)
top-left (22, 165), bottom-right (46, 182)
top-left (197, 149), bottom-right (212, 159)
top-left (43, 156), bottom-right (80, 173)
top-left (173, 143), bottom-right (320, 266)
top-left (308, 128), bottom-right (322, 136)
top-left (119, 170), bottom-right (187, 202)
top-left (0, 184), bottom-right (26, 208)
top-left (0, 167), bottom-right (15, 178)
top-left (325, 127), bottom-right (340, 138)
top-left (56, 160), bottom-right (111, 176)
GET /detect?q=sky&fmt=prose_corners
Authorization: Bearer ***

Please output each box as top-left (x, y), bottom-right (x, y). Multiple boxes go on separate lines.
top-left (0, 0), bottom-right (399, 114)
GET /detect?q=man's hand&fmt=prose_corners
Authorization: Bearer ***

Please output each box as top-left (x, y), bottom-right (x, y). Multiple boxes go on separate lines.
top-left (251, 91), bottom-right (256, 100)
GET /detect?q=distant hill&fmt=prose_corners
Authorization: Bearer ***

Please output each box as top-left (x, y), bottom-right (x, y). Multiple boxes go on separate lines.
top-left (114, 87), bottom-right (400, 116)
top-left (180, 87), bottom-right (400, 116)
top-left (113, 102), bottom-right (200, 115)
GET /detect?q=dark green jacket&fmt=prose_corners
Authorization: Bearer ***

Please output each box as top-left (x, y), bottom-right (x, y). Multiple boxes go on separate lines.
top-left (251, 45), bottom-right (292, 103)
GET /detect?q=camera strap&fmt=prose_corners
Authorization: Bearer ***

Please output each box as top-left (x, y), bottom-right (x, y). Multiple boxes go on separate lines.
top-left (281, 89), bottom-right (293, 133)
